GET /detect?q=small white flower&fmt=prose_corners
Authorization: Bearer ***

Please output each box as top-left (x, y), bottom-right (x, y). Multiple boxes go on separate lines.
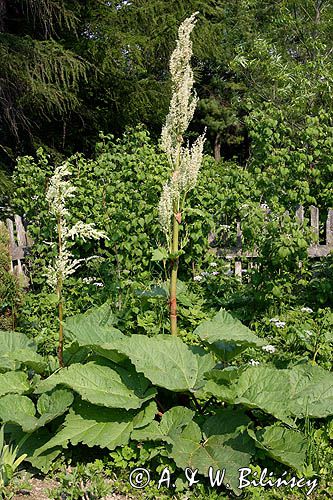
top-left (211, 271), bottom-right (219, 276)
top-left (262, 345), bottom-right (276, 354)
top-left (301, 307), bottom-right (313, 313)
top-left (93, 282), bottom-right (104, 287)
top-left (275, 321), bottom-right (286, 328)
top-left (82, 277), bottom-right (96, 284)
top-left (304, 330), bottom-right (314, 336)
top-left (269, 317), bottom-right (279, 323)
top-left (201, 271), bottom-right (210, 277)
top-left (210, 262), bottom-right (217, 267)
top-left (249, 359), bottom-right (260, 366)
top-left (193, 275), bottom-right (203, 281)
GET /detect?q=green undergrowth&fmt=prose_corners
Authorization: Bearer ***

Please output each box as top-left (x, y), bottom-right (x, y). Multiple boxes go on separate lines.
top-left (0, 303), bottom-right (331, 498)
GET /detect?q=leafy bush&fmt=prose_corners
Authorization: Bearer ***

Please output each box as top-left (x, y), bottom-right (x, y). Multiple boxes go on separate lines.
top-left (246, 107), bottom-right (333, 210)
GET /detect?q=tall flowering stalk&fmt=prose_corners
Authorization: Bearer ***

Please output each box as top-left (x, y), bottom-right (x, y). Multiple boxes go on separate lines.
top-left (159, 13), bottom-right (205, 336)
top-left (46, 162), bottom-right (107, 367)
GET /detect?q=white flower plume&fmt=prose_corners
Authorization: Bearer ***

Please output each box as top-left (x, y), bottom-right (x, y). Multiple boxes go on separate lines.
top-left (45, 162), bottom-right (108, 290)
top-left (158, 12), bottom-right (205, 243)
top-left (46, 163), bottom-right (76, 218)
top-left (161, 12), bottom-right (200, 164)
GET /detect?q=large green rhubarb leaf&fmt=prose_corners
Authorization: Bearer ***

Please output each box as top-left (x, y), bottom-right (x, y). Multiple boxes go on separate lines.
top-left (202, 407), bottom-right (251, 438)
top-left (248, 426), bottom-right (307, 471)
top-left (0, 394), bottom-right (37, 431)
top-left (0, 330), bottom-right (36, 351)
top-left (64, 304), bottom-right (125, 363)
top-left (0, 389), bottom-right (74, 432)
top-left (4, 349), bottom-right (46, 373)
top-left (34, 389), bottom-right (74, 429)
top-left (100, 335), bottom-right (215, 393)
top-left (34, 400), bottom-right (157, 460)
top-left (205, 364), bottom-right (333, 421)
top-left (64, 303), bottom-right (123, 345)
top-left (35, 360), bottom-right (155, 410)
top-left (0, 371), bottom-right (30, 396)
top-left (0, 331), bottom-right (46, 373)
top-left (171, 414), bottom-right (255, 496)
top-left (288, 364), bottom-right (333, 418)
top-left (132, 406), bottom-right (194, 443)
top-left (194, 310), bottom-right (264, 361)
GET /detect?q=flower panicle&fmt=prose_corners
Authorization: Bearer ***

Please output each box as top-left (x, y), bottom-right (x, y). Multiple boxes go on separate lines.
top-left (66, 221), bottom-right (108, 242)
top-left (45, 162), bottom-right (108, 291)
top-left (178, 132), bottom-right (206, 193)
top-left (161, 12), bottom-right (199, 162)
top-left (46, 162), bottom-right (76, 217)
top-left (158, 13), bottom-right (205, 241)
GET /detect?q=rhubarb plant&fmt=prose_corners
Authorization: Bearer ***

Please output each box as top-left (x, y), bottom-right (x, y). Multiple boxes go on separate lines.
top-left (158, 13), bottom-right (205, 336)
top-left (0, 302), bottom-right (331, 495)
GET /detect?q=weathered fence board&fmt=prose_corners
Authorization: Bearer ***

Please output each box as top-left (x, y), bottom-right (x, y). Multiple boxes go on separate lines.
top-left (210, 205), bottom-right (333, 276)
top-left (2, 215), bottom-right (30, 286)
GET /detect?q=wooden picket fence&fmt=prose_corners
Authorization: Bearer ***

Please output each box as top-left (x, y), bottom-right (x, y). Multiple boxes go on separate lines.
top-left (210, 205), bottom-right (333, 276)
top-left (0, 215), bottom-right (32, 287)
top-left (1, 205), bottom-right (333, 283)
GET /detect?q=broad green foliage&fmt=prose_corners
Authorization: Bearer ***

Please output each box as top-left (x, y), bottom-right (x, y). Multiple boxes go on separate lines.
top-left (33, 400), bottom-right (157, 456)
top-left (0, 315), bottom-right (331, 495)
top-left (194, 309), bottom-right (265, 360)
top-left (205, 364), bottom-right (333, 422)
top-left (131, 406), bottom-right (195, 444)
top-left (0, 330), bottom-right (46, 373)
top-left (0, 390), bottom-right (74, 433)
top-left (14, 427), bottom-right (63, 472)
top-left (64, 303), bottom-right (122, 346)
top-left (248, 426), bottom-right (307, 471)
top-left (0, 372), bottom-right (30, 397)
top-left (64, 303), bottom-right (126, 363)
top-left (0, 395), bottom-right (36, 432)
top-left (35, 360), bottom-right (156, 410)
top-left (171, 418), bottom-right (255, 495)
top-left (100, 335), bottom-right (215, 393)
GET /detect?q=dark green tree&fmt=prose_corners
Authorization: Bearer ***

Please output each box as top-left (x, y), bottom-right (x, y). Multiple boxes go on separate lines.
top-left (0, 1), bottom-right (86, 174)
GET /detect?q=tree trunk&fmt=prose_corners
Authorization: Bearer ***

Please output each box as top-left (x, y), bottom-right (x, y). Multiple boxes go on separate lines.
top-left (214, 132), bottom-right (221, 162)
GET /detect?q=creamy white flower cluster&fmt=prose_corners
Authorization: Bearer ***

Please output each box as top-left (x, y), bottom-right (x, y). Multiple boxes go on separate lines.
top-left (45, 163), bottom-right (108, 289)
top-left (269, 317), bottom-right (286, 328)
top-left (249, 359), bottom-right (260, 366)
top-left (301, 307), bottom-right (313, 313)
top-left (262, 344), bottom-right (276, 354)
top-left (159, 13), bottom-right (205, 244)
top-left (193, 270), bottom-right (219, 281)
top-left (82, 277), bottom-right (104, 287)
top-left (46, 163), bottom-right (75, 218)
top-left (161, 12), bottom-right (198, 159)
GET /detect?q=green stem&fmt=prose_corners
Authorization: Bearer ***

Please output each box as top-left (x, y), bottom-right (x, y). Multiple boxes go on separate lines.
top-left (170, 204), bottom-right (180, 336)
top-left (56, 216), bottom-right (64, 368)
